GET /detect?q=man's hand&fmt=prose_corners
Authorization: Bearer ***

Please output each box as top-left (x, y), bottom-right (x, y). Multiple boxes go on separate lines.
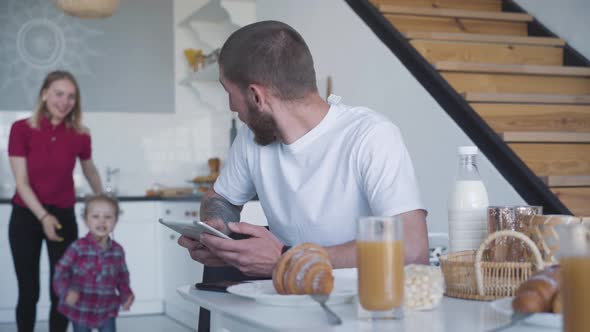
top-left (199, 222), bottom-right (283, 277)
top-left (203, 218), bottom-right (230, 235)
top-left (177, 235), bottom-right (227, 266)
top-left (177, 217), bottom-right (230, 266)
top-left (65, 290), bottom-right (79, 306)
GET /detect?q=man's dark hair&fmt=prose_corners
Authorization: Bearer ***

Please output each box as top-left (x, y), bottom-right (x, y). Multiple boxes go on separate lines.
top-left (219, 20), bottom-right (318, 100)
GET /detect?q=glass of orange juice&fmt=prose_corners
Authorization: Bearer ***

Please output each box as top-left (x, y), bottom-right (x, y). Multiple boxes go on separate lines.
top-left (556, 223), bottom-right (590, 332)
top-left (356, 216), bottom-right (404, 320)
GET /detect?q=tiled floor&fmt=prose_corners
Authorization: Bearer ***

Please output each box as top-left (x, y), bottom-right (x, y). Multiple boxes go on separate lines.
top-left (0, 314), bottom-right (194, 332)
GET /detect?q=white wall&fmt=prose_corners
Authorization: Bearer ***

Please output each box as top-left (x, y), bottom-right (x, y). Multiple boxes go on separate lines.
top-left (2, 0), bottom-right (586, 232)
top-left (257, 0), bottom-right (526, 233)
top-left (0, 0), bottom-right (255, 198)
top-left (515, 0), bottom-right (590, 59)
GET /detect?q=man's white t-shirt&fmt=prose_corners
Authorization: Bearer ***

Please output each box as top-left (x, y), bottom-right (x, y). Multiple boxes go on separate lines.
top-left (214, 95), bottom-right (424, 246)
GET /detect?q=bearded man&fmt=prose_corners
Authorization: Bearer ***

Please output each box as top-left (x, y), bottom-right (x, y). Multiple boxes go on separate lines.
top-left (178, 20), bottom-right (429, 332)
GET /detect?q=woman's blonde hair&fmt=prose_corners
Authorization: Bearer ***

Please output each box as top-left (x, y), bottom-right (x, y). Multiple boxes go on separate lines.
top-left (30, 70), bottom-right (85, 132)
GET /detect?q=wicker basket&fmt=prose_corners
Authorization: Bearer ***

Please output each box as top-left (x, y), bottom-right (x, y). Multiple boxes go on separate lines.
top-left (523, 215), bottom-right (587, 264)
top-left (440, 230), bottom-right (544, 301)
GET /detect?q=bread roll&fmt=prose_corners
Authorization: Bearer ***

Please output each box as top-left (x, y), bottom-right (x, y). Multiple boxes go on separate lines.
top-left (512, 265), bottom-right (560, 313)
top-left (272, 243), bottom-right (334, 295)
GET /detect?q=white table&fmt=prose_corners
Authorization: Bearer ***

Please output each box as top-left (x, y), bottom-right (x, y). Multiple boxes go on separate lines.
top-left (177, 285), bottom-right (559, 332)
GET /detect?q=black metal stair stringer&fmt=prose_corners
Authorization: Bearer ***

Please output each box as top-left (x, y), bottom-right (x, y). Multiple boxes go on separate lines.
top-left (344, 0), bottom-right (570, 214)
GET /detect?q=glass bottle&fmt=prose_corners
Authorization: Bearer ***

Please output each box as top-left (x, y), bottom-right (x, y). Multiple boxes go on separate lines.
top-left (447, 146), bottom-right (489, 253)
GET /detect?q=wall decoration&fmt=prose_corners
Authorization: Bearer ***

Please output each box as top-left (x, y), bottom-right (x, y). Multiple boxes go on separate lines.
top-left (0, 0), bottom-right (174, 113)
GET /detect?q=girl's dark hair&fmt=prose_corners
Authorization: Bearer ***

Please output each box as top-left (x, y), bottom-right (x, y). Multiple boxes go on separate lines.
top-left (219, 20), bottom-right (318, 100)
top-left (83, 193), bottom-right (120, 219)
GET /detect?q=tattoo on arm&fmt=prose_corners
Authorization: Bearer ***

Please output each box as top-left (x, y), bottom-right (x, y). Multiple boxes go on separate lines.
top-left (201, 197), bottom-right (241, 224)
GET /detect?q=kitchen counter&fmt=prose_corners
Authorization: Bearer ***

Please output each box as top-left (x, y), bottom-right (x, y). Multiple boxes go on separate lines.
top-left (0, 194), bottom-right (204, 204)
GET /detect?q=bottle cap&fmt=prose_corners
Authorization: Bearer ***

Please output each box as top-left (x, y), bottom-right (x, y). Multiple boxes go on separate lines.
top-left (458, 146), bottom-right (478, 155)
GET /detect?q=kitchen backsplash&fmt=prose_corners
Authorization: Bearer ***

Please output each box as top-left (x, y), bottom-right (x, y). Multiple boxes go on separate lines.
top-left (0, 108), bottom-right (235, 197)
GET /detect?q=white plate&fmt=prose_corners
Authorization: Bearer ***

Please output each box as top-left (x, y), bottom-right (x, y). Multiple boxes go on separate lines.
top-left (490, 297), bottom-right (562, 329)
top-left (227, 268), bottom-right (357, 306)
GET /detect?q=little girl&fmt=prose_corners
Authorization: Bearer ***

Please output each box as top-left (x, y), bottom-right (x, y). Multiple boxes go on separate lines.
top-left (53, 194), bottom-right (134, 332)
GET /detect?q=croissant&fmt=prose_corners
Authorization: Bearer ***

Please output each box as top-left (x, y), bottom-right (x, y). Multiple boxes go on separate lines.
top-left (512, 265), bottom-right (561, 313)
top-left (272, 243), bottom-right (334, 295)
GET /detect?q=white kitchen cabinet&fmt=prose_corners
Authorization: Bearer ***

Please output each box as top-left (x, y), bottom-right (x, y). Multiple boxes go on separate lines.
top-left (0, 203), bottom-right (17, 323)
top-left (113, 201), bottom-right (163, 316)
top-left (74, 202), bottom-right (88, 234)
top-left (158, 201), bottom-right (202, 330)
top-left (0, 203), bottom-right (89, 323)
top-left (0, 198), bottom-right (266, 326)
top-left (0, 200), bottom-right (175, 323)
top-left (0, 204), bottom-right (53, 323)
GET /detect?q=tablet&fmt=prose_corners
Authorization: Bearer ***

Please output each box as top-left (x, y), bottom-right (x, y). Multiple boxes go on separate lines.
top-left (158, 218), bottom-right (232, 240)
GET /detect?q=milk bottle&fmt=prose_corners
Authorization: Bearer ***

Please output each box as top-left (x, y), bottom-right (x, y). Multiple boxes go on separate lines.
top-left (448, 146), bottom-right (489, 252)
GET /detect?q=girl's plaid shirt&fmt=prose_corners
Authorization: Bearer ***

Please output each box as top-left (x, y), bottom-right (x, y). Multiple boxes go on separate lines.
top-left (53, 232), bottom-right (134, 328)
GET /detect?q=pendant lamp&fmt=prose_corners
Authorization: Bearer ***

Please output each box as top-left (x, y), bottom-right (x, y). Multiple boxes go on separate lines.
top-left (55, 0), bottom-right (120, 19)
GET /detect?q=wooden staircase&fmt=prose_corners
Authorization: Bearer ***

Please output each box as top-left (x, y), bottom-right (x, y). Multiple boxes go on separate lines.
top-left (359, 0), bottom-right (590, 216)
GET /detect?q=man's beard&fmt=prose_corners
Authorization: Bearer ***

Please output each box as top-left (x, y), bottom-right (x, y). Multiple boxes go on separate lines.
top-left (246, 100), bottom-right (278, 146)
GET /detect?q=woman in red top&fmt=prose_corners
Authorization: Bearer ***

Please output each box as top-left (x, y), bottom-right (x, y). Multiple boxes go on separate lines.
top-left (8, 70), bottom-right (103, 332)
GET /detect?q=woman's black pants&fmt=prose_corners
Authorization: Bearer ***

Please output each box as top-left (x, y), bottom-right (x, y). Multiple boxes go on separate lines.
top-left (8, 204), bottom-right (78, 332)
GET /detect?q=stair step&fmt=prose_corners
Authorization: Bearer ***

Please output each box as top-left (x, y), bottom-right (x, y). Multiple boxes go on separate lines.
top-left (371, 0), bottom-right (502, 12)
top-left (500, 131), bottom-right (590, 143)
top-left (443, 72), bottom-right (590, 95)
top-left (551, 187), bottom-right (590, 216)
top-left (509, 143), bottom-right (590, 176)
top-left (540, 175), bottom-right (590, 187)
top-left (435, 62), bottom-right (590, 77)
top-left (385, 14), bottom-right (527, 36)
top-left (472, 103), bottom-right (590, 132)
top-left (404, 32), bottom-right (565, 47)
top-left (379, 6), bottom-right (533, 22)
top-left (412, 41), bottom-right (562, 65)
top-left (465, 93), bottom-right (590, 104)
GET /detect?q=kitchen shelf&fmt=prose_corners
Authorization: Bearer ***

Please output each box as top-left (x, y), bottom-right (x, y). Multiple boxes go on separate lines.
top-left (178, 0), bottom-right (243, 84)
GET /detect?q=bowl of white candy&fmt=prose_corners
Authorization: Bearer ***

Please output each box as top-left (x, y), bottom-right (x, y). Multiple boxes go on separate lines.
top-left (404, 264), bottom-right (445, 311)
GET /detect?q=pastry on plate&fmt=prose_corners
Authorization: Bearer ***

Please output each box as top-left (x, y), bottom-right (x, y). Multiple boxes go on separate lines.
top-left (272, 243), bottom-right (333, 295)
